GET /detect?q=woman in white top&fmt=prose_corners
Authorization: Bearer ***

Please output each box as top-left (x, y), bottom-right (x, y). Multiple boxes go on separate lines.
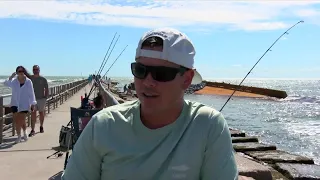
top-left (4, 66), bottom-right (37, 143)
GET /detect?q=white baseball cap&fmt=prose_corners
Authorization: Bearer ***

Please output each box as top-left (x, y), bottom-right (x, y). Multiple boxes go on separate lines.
top-left (135, 27), bottom-right (203, 85)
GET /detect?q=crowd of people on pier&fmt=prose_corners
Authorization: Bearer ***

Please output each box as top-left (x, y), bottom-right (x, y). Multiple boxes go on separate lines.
top-left (3, 65), bottom-right (49, 143)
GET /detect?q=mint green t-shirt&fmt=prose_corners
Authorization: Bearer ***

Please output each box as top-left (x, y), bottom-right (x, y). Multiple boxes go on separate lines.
top-left (62, 100), bottom-right (238, 180)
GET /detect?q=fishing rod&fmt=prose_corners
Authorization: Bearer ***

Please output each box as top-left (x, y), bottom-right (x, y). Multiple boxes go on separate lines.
top-left (81, 32), bottom-right (119, 109)
top-left (87, 44), bottom-right (127, 99)
top-left (102, 45), bottom-right (128, 78)
top-left (92, 32), bottom-right (118, 85)
top-left (87, 36), bottom-right (124, 98)
top-left (219, 20), bottom-right (304, 112)
top-left (99, 35), bottom-right (120, 78)
top-left (87, 33), bottom-right (120, 97)
top-left (96, 32), bottom-right (118, 76)
top-left (88, 35), bottom-right (120, 97)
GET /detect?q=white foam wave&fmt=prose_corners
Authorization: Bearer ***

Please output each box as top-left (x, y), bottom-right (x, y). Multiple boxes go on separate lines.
top-left (280, 95), bottom-right (320, 104)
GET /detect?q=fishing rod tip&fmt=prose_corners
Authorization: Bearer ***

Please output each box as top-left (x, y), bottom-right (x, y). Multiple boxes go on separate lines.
top-left (300, 20), bottom-right (305, 23)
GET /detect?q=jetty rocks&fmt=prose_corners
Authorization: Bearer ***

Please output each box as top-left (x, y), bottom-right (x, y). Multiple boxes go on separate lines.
top-left (230, 129), bottom-right (320, 180)
top-left (185, 82), bottom-right (206, 94)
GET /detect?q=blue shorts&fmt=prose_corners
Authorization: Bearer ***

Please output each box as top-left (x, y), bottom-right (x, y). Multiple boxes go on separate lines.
top-left (11, 106), bottom-right (28, 114)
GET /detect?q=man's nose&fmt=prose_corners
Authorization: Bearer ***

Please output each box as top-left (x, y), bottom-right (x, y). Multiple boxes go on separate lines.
top-left (143, 73), bottom-right (157, 87)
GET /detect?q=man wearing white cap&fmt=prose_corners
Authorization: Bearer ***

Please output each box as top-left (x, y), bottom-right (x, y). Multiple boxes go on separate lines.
top-left (62, 28), bottom-right (238, 179)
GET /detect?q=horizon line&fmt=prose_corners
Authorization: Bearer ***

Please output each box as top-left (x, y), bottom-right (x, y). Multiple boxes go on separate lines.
top-left (0, 75), bottom-right (319, 80)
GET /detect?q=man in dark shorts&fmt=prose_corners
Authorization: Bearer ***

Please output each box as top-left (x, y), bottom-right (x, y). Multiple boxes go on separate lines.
top-left (29, 65), bottom-right (49, 136)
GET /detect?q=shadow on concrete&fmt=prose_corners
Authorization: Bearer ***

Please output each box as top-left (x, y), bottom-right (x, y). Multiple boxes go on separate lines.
top-left (46, 146), bottom-right (71, 159)
top-left (52, 146), bottom-right (68, 152)
top-left (0, 136), bottom-right (18, 150)
top-left (0, 148), bottom-right (52, 152)
top-left (0, 142), bottom-right (14, 150)
top-left (0, 131), bottom-right (48, 150)
top-left (48, 171), bottom-right (64, 180)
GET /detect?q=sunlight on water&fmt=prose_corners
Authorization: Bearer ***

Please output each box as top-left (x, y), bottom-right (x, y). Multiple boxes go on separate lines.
top-left (185, 79), bottom-right (320, 164)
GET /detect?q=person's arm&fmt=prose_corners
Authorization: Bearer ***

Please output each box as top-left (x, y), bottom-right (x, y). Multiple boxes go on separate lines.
top-left (4, 72), bottom-right (16, 87)
top-left (62, 115), bottom-right (102, 180)
top-left (44, 78), bottom-right (49, 98)
top-left (200, 112), bottom-right (238, 180)
top-left (28, 80), bottom-right (37, 106)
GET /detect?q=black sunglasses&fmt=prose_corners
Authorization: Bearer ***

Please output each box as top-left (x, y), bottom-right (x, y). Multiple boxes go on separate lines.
top-left (131, 62), bottom-right (189, 82)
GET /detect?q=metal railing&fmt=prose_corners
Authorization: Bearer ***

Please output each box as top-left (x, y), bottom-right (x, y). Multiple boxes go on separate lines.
top-left (98, 80), bottom-right (120, 107)
top-left (0, 79), bottom-right (88, 144)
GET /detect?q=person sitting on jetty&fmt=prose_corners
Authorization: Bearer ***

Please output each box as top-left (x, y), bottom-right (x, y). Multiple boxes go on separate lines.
top-left (4, 66), bottom-right (37, 143)
top-left (123, 84), bottom-right (127, 93)
top-left (93, 92), bottom-right (104, 110)
top-left (62, 28), bottom-right (238, 179)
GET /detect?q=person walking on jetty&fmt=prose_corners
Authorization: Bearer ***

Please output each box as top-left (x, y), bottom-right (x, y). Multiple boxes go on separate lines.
top-left (107, 77), bottom-right (111, 89)
top-left (29, 65), bottom-right (49, 136)
top-left (62, 28), bottom-right (238, 179)
top-left (4, 66), bottom-right (37, 143)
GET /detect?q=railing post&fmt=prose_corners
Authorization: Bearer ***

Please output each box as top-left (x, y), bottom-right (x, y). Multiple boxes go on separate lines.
top-left (47, 100), bottom-right (50, 114)
top-left (0, 97), bottom-right (3, 144)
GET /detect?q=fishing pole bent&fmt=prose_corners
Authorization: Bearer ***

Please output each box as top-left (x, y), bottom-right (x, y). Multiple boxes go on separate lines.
top-left (219, 20), bottom-right (304, 112)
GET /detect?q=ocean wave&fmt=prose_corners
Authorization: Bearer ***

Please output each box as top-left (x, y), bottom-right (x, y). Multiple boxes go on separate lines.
top-left (0, 79), bottom-right (6, 83)
top-left (258, 94), bottom-right (320, 104)
top-left (47, 79), bottom-right (67, 83)
top-left (280, 95), bottom-right (320, 104)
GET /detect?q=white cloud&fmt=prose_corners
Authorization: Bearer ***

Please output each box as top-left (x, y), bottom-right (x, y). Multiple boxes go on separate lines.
top-left (295, 9), bottom-right (320, 17)
top-left (294, 8), bottom-right (320, 25)
top-left (0, 0), bottom-right (320, 31)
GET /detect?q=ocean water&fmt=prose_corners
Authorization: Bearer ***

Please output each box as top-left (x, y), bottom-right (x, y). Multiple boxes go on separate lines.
top-left (113, 77), bottom-right (320, 165)
top-left (1, 76), bottom-right (319, 164)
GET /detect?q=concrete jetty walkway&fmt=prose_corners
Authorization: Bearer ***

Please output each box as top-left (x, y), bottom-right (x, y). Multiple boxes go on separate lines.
top-left (0, 85), bottom-right (91, 180)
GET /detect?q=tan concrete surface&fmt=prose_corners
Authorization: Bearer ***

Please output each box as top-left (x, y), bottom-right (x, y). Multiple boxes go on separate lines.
top-left (0, 85), bottom-right (91, 180)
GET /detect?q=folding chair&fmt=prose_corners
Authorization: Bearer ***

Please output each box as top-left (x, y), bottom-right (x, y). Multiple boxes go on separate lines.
top-left (70, 107), bottom-right (100, 139)
top-left (63, 107), bottom-right (101, 168)
top-left (53, 107), bottom-right (100, 169)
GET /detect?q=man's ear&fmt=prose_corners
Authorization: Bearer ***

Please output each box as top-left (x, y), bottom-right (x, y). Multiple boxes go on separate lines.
top-left (182, 70), bottom-right (194, 90)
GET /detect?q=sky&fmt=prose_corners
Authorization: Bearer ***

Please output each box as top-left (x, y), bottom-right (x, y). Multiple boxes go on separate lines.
top-left (0, 0), bottom-right (320, 79)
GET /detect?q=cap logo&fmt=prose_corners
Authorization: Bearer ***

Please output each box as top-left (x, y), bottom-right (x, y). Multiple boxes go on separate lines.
top-left (145, 31), bottom-right (168, 39)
